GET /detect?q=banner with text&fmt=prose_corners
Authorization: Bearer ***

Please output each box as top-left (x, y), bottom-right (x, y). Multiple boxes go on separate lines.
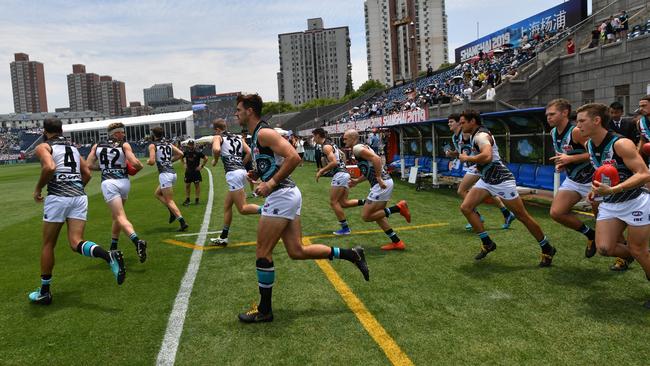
top-left (454, 0), bottom-right (587, 63)
top-left (298, 108), bottom-right (429, 137)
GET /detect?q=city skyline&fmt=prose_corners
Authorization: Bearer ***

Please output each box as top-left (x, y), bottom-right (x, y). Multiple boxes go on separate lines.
top-left (0, 0), bottom-right (582, 114)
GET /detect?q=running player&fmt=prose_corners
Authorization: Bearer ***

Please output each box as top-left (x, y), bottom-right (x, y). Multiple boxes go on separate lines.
top-left (577, 103), bottom-right (650, 307)
top-left (343, 129), bottom-right (411, 250)
top-left (209, 118), bottom-right (260, 246)
top-left (312, 127), bottom-right (365, 235)
top-left (457, 110), bottom-right (557, 266)
top-left (545, 99), bottom-right (597, 257)
top-left (235, 94), bottom-right (368, 323)
top-left (29, 118), bottom-right (125, 305)
top-left (181, 139), bottom-right (208, 206)
top-left (446, 113), bottom-right (515, 230)
top-left (147, 127), bottom-right (188, 231)
top-left (86, 122), bottom-right (147, 262)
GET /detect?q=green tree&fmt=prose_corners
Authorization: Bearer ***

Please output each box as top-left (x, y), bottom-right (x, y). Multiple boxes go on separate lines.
top-left (356, 79), bottom-right (386, 93)
top-left (261, 101), bottom-right (296, 116)
top-left (299, 98), bottom-right (340, 110)
top-left (438, 62), bottom-right (454, 70)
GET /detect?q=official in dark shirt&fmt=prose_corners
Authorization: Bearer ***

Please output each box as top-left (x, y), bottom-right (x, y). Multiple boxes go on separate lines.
top-left (182, 140), bottom-right (208, 205)
top-left (608, 101), bottom-right (639, 144)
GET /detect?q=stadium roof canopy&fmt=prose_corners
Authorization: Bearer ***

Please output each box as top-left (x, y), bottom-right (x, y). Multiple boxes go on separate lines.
top-left (62, 111), bottom-right (193, 133)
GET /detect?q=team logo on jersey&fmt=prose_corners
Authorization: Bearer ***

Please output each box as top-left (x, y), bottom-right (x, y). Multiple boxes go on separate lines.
top-left (632, 211), bottom-right (643, 217)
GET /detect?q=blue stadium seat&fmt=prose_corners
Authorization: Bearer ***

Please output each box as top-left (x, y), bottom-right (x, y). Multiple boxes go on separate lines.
top-left (507, 163), bottom-right (521, 181)
top-left (535, 165), bottom-right (555, 190)
top-left (419, 157), bottom-right (432, 173)
top-left (437, 158), bottom-right (450, 173)
top-left (517, 164), bottom-right (538, 188)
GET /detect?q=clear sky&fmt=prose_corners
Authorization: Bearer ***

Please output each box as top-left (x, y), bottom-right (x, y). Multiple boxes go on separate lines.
top-left (0, 0), bottom-right (589, 113)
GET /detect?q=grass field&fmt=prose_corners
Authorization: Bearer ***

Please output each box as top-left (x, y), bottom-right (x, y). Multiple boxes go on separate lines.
top-left (2, 161), bottom-right (650, 365)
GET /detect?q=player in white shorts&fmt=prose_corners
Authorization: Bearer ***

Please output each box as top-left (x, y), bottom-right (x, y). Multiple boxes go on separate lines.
top-left (147, 126), bottom-right (188, 231)
top-left (446, 113), bottom-right (515, 230)
top-left (235, 94), bottom-right (368, 323)
top-left (545, 99), bottom-right (600, 260)
top-left (578, 103), bottom-right (650, 308)
top-left (28, 118), bottom-right (125, 305)
top-left (343, 129), bottom-right (411, 251)
top-left (86, 122), bottom-right (147, 262)
top-left (312, 128), bottom-right (366, 235)
top-left (458, 110), bottom-right (557, 266)
top-left (209, 118), bottom-right (260, 246)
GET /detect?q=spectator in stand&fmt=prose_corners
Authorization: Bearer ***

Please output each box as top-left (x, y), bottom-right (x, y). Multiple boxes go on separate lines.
top-left (485, 84), bottom-right (496, 101)
top-left (566, 37), bottom-right (575, 55)
top-left (589, 25), bottom-right (601, 48)
top-left (426, 64), bottom-right (433, 77)
top-left (610, 15), bottom-right (621, 41)
top-left (619, 10), bottom-right (629, 39)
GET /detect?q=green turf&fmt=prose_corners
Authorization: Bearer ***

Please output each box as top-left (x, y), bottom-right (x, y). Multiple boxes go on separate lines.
top-left (2, 161), bottom-right (650, 365)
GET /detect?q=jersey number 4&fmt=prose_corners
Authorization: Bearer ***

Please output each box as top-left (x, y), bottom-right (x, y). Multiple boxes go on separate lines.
top-left (63, 146), bottom-right (78, 173)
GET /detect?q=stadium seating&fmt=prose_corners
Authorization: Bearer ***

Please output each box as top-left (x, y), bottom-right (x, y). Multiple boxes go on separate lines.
top-left (517, 164), bottom-right (538, 187)
top-left (507, 163), bottom-right (521, 181)
top-left (534, 165), bottom-right (555, 190)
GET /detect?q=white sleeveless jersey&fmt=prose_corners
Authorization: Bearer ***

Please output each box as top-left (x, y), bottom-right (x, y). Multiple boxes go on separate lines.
top-left (153, 141), bottom-right (175, 174)
top-left (219, 133), bottom-right (245, 172)
top-left (96, 140), bottom-right (127, 180)
top-left (47, 137), bottom-right (85, 197)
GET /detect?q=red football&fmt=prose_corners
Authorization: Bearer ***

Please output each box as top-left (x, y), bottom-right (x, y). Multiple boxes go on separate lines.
top-left (642, 142), bottom-right (650, 156)
top-left (593, 164), bottom-right (619, 186)
top-left (126, 161), bottom-right (138, 176)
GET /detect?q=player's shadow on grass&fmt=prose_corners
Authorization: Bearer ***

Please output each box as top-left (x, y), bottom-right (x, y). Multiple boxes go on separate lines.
top-left (25, 291), bottom-right (122, 317)
top-left (545, 265), bottom-right (614, 289)
top-left (581, 291), bottom-right (649, 325)
top-left (457, 261), bottom-right (535, 279)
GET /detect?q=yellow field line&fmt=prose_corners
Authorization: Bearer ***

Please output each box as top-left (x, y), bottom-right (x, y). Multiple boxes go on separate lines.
top-left (163, 222), bottom-right (449, 250)
top-left (306, 238), bottom-right (414, 366)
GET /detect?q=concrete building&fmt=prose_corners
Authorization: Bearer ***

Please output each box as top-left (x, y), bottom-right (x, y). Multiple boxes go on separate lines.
top-left (364, 0), bottom-right (448, 86)
top-left (10, 53), bottom-right (48, 113)
top-left (144, 83), bottom-right (174, 106)
top-left (190, 84), bottom-right (216, 101)
top-left (277, 18), bottom-right (352, 106)
top-left (0, 110), bottom-right (108, 129)
top-left (97, 76), bottom-right (126, 116)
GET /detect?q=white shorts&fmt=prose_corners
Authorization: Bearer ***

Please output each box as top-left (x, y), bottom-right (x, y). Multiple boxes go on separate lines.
top-left (474, 178), bottom-right (519, 200)
top-left (597, 193), bottom-right (650, 226)
top-left (367, 178), bottom-right (394, 202)
top-left (261, 186), bottom-right (302, 220)
top-left (331, 171), bottom-right (351, 188)
top-left (43, 195), bottom-right (88, 223)
top-left (101, 179), bottom-right (130, 202)
top-left (159, 172), bottom-right (177, 189)
top-left (464, 165), bottom-right (480, 176)
top-left (558, 178), bottom-right (592, 198)
top-left (225, 169), bottom-right (247, 192)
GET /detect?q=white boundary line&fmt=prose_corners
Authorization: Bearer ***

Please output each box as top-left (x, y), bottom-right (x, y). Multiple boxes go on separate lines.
top-left (174, 230), bottom-right (221, 237)
top-left (156, 169), bottom-right (214, 366)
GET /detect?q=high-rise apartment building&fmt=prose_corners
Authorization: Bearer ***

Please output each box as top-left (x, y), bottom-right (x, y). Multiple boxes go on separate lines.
top-left (277, 18), bottom-right (352, 106)
top-left (67, 64), bottom-right (126, 116)
top-left (143, 83), bottom-right (174, 106)
top-left (10, 53), bottom-right (48, 113)
top-left (365, 0), bottom-right (447, 86)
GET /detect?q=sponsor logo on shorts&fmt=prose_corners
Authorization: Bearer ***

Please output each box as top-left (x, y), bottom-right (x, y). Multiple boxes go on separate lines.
top-left (273, 209), bottom-right (279, 215)
top-left (44, 214), bottom-right (48, 219)
top-left (510, 192), bottom-right (516, 197)
top-left (632, 211), bottom-right (643, 217)
top-left (498, 191), bottom-right (505, 196)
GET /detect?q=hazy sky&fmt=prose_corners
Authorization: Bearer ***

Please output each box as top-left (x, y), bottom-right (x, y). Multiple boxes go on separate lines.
top-left (0, 0), bottom-right (587, 113)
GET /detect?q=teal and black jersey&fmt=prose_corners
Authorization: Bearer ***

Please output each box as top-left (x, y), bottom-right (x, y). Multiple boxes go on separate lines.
top-left (452, 130), bottom-right (473, 167)
top-left (322, 138), bottom-right (347, 173)
top-left (353, 144), bottom-right (390, 187)
top-left (587, 132), bottom-right (645, 203)
top-left (251, 121), bottom-right (295, 190)
top-left (469, 126), bottom-right (515, 185)
top-left (152, 140), bottom-right (175, 174)
top-left (96, 139), bottom-right (128, 181)
top-left (550, 124), bottom-right (593, 184)
top-left (46, 137), bottom-right (85, 197)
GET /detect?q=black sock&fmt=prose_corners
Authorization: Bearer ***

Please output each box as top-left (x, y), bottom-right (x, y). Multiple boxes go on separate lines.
top-left (195, 198), bottom-right (199, 203)
top-left (76, 241), bottom-right (111, 263)
top-left (329, 247), bottom-right (357, 262)
top-left (357, 199), bottom-right (365, 206)
top-left (129, 232), bottom-right (140, 245)
top-left (40, 274), bottom-right (52, 295)
top-left (256, 258), bottom-right (274, 314)
top-left (577, 224), bottom-right (595, 241)
top-left (178, 216), bottom-right (186, 226)
top-left (221, 226), bottom-right (229, 239)
top-left (384, 205), bottom-right (400, 218)
top-left (183, 198), bottom-right (189, 203)
top-left (478, 232), bottom-right (492, 246)
top-left (539, 236), bottom-right (552, 254)
top-left (339, 220), bottom-right (349, 230)
top-left (385, 229), bottom-right (400, 243)
top-left (500, 206), bottom-right (511, 219)
top-left (110, 237), bottom-right (119, 250)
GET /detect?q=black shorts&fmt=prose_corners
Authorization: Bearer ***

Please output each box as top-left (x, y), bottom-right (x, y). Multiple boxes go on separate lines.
top-left (184, 170), bottom-right (202, 183)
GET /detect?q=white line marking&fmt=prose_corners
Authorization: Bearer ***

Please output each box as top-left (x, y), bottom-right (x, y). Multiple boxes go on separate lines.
top-left (156, 169), bottom-right (214, 366)
top-left (174, 230), bottom-right (221, 237)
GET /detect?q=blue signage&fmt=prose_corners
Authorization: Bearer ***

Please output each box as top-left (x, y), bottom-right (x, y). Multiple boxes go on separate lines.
top-left (454, 0), bottom-right (587, 63)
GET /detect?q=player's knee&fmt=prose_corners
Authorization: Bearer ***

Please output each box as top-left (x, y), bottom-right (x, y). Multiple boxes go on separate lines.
top-left (459, 202), bottom-right (473, 215)
top-left (549, 207), bottom-right (563, 221)
top-left (286, 246), bottom-right (305, 260)
top-left (361, 212), bottom-right (373, 222)
top-left (596, 243), bottom-right (610, 256)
